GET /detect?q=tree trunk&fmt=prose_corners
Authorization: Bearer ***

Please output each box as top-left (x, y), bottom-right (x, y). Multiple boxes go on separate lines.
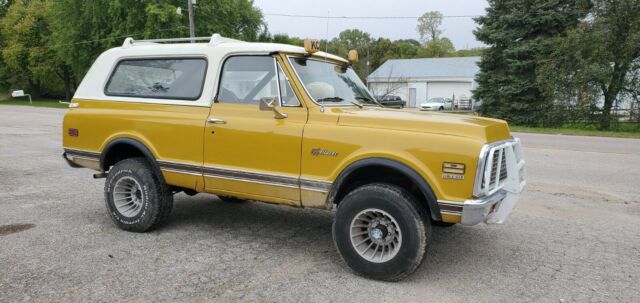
top-left (601, 93), bottom-right (614, 130)
top-left (600, 63), bottom-right (628, 130)
top-left (27, 79), bottom-right (42, 99)
top-left (63, 66), bottom-right (72, 101)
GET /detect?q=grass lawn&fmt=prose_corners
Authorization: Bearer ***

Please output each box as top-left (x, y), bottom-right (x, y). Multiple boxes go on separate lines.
top-left (0, 99), bottom-right (69, 109)
top-left (511, 125), bottom-right (640, 139)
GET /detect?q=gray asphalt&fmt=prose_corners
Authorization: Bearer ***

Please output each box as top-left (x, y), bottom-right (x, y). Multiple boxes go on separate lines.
top-left (1, 105), bottom-right (638, 303)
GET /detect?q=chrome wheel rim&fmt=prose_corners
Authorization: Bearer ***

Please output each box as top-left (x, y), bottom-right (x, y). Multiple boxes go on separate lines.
top-left (112, 176), bottom-right (144, 218)
top-left (349, 208), bottom-right (402, 263)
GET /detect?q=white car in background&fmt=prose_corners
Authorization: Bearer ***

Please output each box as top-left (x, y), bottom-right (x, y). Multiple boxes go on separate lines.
top-left (420, 97), bottom-right (453, 111)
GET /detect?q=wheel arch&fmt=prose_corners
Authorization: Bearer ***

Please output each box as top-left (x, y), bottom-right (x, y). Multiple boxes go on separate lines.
top-left (100, 138), bottom-right (165, 183)
top-left (327, 158), bottom-right (441, 221)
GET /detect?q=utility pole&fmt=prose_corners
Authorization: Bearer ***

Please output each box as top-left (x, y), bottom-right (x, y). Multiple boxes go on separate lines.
top-left (366, 43), bottom-right (370, 80)
top-left (187, 0), bottom-right (195, 42)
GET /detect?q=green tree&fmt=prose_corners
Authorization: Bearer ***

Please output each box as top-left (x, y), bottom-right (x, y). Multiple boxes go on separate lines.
top-left (0, 0), bottom-right (14, 90)
top-left (193, 0), bottom-right (264, 42)
top-left (51, 0), bottom-right (264, 80)
top-left (416, 11), bottom-right (443, 45)
top-left (453, 48), bottom-right (484, 57)
top-left (336, 29), bottom-right (372, 50)
top-left (423, 37), bottom-right (455, 57)
top-left (1, 0), bottom-right (74, 99)
top-left (538, 0), bottom-right (640, 129)
top-left (473, 0), bottom-right (589, 126)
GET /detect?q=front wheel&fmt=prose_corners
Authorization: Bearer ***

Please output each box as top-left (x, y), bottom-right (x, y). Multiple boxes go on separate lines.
top-left (104, 157), bottom-right (173, 232)
top-left (332, 183), bottom-right (431, 281)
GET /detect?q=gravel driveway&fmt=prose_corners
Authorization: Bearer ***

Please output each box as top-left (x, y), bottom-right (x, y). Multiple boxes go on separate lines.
top-left (1, 105), bottom-right (638, 302)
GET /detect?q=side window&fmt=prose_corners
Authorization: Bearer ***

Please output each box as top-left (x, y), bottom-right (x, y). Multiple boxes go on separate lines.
top-left (277, 63), bottom-right (301, 107)
top-left (105, 58), bottom-right (207, 100)
top-left (217, 56), bottom-right (278, 105)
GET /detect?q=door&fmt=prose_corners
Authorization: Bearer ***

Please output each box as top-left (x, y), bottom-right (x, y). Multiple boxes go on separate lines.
top-left (409, 88), bottom-right (417, 107)
top-left (203, 55), bottom-right (307, 206)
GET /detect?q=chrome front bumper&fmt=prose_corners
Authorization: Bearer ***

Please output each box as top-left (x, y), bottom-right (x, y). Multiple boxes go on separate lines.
top-left (463, 137), bottom-right (526, 225)
top-left (460, 189), bottom-right (520, 225)
top-left (439, 137), bottom-right (526, 225)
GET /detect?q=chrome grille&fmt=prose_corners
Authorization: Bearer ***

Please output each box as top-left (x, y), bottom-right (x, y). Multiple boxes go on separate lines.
top-left (481, 147), bottom-right (508, 189)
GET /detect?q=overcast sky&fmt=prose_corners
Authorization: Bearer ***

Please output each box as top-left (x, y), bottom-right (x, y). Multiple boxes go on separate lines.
top-left (253, 0), bottom-right (489, 50)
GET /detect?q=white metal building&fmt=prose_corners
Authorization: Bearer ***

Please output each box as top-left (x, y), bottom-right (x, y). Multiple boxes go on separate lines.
top-left (367, 57), bottom-right (480, 108)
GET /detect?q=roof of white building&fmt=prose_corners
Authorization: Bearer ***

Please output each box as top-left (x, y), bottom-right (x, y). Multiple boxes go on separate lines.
top-left (367, 56), bottom-right (480, 81)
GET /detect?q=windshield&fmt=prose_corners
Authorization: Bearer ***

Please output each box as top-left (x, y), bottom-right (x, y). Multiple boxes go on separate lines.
top-left (289, 57), bottom-right (378, 106)
top-left (429, 98), bottom-right (445, 103)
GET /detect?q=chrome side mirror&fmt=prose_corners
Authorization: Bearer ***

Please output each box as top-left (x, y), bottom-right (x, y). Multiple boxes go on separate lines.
top-left (259, 97), bottom-right (288, 119)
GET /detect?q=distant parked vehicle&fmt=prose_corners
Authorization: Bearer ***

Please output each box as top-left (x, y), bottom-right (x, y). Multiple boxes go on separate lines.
top-left (420, 97), bottom-right (453, 111)
top-left (376, 95), bottom-right (406, 108)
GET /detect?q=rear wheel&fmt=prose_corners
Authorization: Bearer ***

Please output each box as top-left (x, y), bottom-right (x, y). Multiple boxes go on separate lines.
top-left (104, 157), bottom-right (173, 232)
top-left (333, 183), bottom-right (430, 281)
top-left (438, 106), bottom-right (444, 111)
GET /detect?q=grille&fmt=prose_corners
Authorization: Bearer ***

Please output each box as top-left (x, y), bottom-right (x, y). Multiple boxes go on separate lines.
top-left (481, 147), bottom-right (508, 190)
top-left (474, 138), bottom-right (525, 197)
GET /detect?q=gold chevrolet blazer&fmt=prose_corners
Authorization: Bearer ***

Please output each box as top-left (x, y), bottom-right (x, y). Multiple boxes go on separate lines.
top-left (62, 35), bottom-right (526, 281)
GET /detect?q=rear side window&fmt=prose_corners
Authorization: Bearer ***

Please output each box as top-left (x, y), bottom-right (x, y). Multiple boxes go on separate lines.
top-left (105, 58), bottom-right (207, 100)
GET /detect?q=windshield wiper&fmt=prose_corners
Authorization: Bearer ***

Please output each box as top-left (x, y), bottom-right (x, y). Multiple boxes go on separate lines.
top-left (317, 97), bottom-right (344, 102)
top-left (350, 101), bottom-right (363, 108)
top-left (355, 96), bottom-right (383, 107)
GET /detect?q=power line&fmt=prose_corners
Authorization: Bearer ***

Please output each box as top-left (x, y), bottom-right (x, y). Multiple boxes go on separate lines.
top-left (264, 13), bottom-right (481, 20)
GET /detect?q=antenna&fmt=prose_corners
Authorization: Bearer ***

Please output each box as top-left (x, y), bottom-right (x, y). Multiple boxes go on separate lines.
top-left (325, 10), bottom-right (330, 61)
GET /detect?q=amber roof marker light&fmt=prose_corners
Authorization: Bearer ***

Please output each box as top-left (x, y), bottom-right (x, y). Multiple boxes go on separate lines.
top-left (304, 39), bottom-right (320, 54)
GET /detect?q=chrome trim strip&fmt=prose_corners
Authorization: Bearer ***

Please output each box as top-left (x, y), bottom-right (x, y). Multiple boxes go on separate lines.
top-left (68, 155), bottom-right (100, 162)
top-left (300, 178), bottom-right (332, 191)
top-left (157, 160), bottom-right (203, 174)
top-left (437, 200), bottom-right (464, 215)
top-left (440, 210), bottom-right (462, 216)
top-left (203, 173), bottom-right (300, 189)
top-left (64, 148), bottom-right (101, 159)
top-left (202, 166), bottom-right (299, 187)
top-left (300, 186), bottom-right (329, 193)
top-left (437, 200), bottom-right (465, 207)
top-left (160, 167), bottom-right (203, 176)
top-left (128, 157), bottom-right (333, 192)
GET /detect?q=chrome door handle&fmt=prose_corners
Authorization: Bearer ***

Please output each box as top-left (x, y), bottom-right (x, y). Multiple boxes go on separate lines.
top-left (207, 118), bottom-right (226, 124)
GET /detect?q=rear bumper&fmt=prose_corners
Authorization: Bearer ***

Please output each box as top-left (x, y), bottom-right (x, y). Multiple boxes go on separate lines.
top-left (62, 152), bottom-right (83, 168)
top-left (62, 149), bottom-right (102, 171)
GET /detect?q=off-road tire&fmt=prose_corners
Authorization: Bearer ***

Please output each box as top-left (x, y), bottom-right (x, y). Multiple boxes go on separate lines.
top-left (104, 157), bottom-right (173, 232)
top-left (218, 196), bottom-right (247, 203)
top-left (333, 183), bottom-right (431, 281)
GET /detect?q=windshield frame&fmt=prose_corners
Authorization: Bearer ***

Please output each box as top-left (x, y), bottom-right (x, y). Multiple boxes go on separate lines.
top-left (286, 55), bottom-right (380, 107)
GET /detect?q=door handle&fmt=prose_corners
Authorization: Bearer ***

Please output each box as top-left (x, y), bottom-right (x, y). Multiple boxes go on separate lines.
top-left (207, 118), bottom-right (226, 124)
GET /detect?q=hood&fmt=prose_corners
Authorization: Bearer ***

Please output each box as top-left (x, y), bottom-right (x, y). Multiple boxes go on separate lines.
top-left (337, 107), bottom-right (511, 143)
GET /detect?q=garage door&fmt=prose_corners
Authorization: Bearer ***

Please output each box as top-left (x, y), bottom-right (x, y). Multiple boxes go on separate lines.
top-left (426, 82), bottom-right (472, 101)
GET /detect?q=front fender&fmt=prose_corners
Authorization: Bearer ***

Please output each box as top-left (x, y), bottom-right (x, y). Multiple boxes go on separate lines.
top-left (328, 157), bottom-right (442, 221)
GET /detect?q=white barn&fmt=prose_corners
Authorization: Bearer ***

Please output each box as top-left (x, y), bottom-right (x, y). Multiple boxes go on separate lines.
top-left (367, 57), bottom-right (480, 108)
